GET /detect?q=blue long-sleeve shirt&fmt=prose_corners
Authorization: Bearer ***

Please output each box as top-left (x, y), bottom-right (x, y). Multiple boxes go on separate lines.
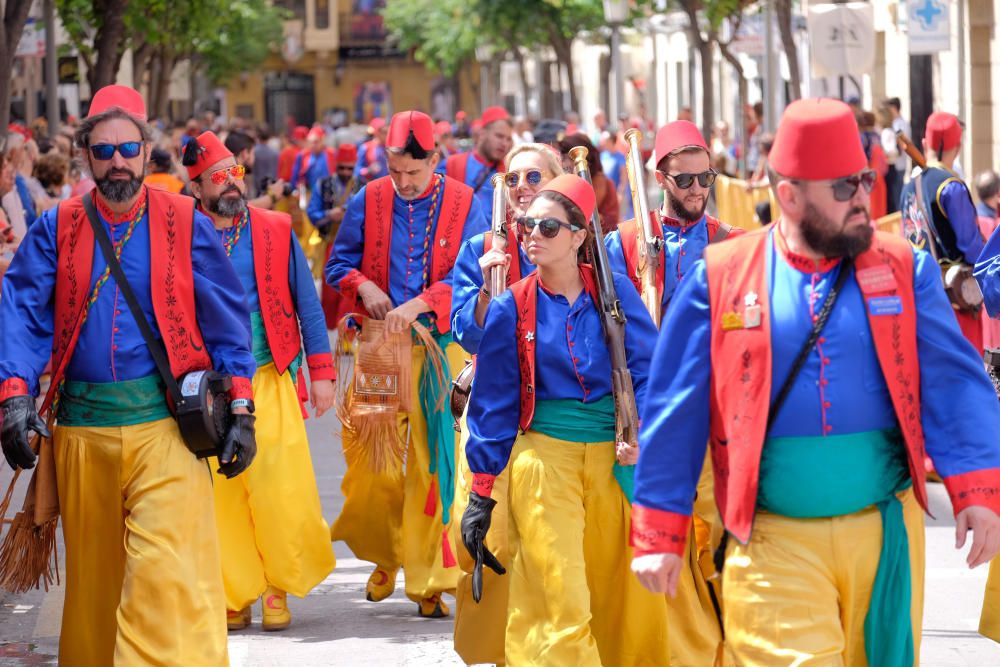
top-left (605, 225), bottom-right (681, 312)
top-left (454, 153), bottom-right (499, 217)
top-left (938, 179), bottom-right (984, 264)
top-left (306, 176), bottom-right (350, 228)
top-left (325, 179), bottom-right (488, 308)
top-left (15, 174), bottom-right (36, 228)
top-left (220, 215), bottom-right (330, 363)
top-left (353, 140), bottom-right (388, 184)
top-left (635, 229), bottom-right (1000, 518)
top-left (0, 201), bottom-right (254, 395)
top-left (291, 149), bottom-right (334, 191)
top-left (450, 231), bottom-right (534, 354)
top-left (466, 272), bottom-right (658, 476)
top-left (661, 214), bottom-right (710, 281)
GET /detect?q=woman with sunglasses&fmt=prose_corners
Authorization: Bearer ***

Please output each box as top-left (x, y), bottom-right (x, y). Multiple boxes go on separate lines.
top-left (449, 143), bottom-right (562, 665)
top-left (460, 175), bottom-right (668, 666)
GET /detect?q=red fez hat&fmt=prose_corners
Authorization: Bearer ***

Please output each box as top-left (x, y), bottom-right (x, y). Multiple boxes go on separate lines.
top-left (369, 117), bottom-right (386, 132)
top-left (471, 119), bottom-right (484, 133)
top-left (184, 131), bottom-right (233, 181)
top-left (292, 126), bottom-right (309, 141)
top-left (655, 120), bottom-right (708, 166)
top-left (307, 126), bottom-right (325, 140)
top-left (925, 111), bottom-right (962, 154)
top-left (434, 120), bottom-right (452, 137)
top-left (480, 106), bottom-right (511, 128)
top-left (88, 84), bottom-right (147, 122)
top-left (387, 111), bottom-right (435, 152)
top-left (538, 174), bottom-right (596, 223)
top-left (455, 111), bottom-right (467, 121)
top-left (769, 98), bottom-right (866, 180)
top-left (336, 143), bottom-right (358, 164)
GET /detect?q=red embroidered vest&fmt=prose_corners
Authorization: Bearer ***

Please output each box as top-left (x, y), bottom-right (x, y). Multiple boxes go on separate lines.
top-left (296, 148), bottom-right (336, 187)
top-left (445, 152), bottom-right (470, 184)
top-left (248, 206), bottom-right (301, 375)
top-left (703, 227), bottom-right (928, 543)
top-left (50, 189), bottom-right (212, 406)
top-left (509, 267), bottom-right (599, 432)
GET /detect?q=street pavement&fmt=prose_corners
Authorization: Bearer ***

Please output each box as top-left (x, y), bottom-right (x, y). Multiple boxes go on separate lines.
top-left (1, 406), bottom-right (1000, 665)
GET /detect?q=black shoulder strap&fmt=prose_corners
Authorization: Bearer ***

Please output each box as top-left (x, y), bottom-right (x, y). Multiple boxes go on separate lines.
top-left (82, 193), bottom-right (183, 404)
top-left (766, 256), bottom-right (854, 432)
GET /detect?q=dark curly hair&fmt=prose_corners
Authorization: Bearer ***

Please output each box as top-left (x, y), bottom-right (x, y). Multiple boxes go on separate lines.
top-left (33, 152), bottom-right (69, 191)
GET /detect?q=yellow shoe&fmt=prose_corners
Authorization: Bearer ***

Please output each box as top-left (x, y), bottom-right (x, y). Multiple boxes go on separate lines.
top-left (417, 593), bottom-right (450, 618)
top-left (226, 606), bottom-right (251, 631)
top-left (262, 586), bottom-right (291, 631)
top-left (365, 567), bottom-right (398, 602)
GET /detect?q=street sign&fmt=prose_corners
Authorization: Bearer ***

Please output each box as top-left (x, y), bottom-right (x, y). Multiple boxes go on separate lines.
top-left (907, 0), bottom-right (951, 54)
top-left (16, 18), bottom-right (44, 58)
top-left (807, 3), bottom-right (875, 78)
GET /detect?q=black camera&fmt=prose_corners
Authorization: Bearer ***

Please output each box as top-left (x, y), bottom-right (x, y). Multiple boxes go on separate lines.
top-left (262, 177), bottom-right (293, 198)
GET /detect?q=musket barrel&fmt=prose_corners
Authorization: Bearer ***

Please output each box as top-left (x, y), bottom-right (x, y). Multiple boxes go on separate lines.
top-left (623, 128), bottom-right (661, 327)
top-left (489, 172), bottom-right (508, 297)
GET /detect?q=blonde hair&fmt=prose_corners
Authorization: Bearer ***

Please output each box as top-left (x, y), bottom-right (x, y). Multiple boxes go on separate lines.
top-left (504, 142), bottom-right (564, 179)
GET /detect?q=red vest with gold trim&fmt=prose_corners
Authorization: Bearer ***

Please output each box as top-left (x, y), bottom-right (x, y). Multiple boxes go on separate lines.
top-left (703, 227), bottom-right (928, 543)
top-left (248, 206), bottom-right (301, 375)
top-left (509, 267), bottom-right (599, 432)
top-left (296, 148), bottom-right (336, 187)
top-left (50, 189), bottom-right (212, 406)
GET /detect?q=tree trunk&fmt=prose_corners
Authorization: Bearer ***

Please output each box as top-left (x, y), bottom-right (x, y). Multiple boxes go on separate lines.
top-left (718, 37), bottom-right (750, 175)
top-left (775, 0), bottom-right (801, 101)
top-left (87, 0), bottom-right (129, 92)
top-left (549, 31), bottom-right (578, 116)
top-left (512, 48), bottom-right (529, 111)
top-left (679, 0), bottom-right (714, 140)
top-left (0, 0), bottom-right (35, 141)
top-left (132, 40), bottom-right (152, 94)
top-left (155, 55), bottom-right (175, 120)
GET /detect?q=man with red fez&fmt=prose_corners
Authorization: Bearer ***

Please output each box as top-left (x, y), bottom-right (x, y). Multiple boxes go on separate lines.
top-left (291, 126), bottom-right (337, 192)
top-left (308, 142), bottom-right (358, 327)
top-left (435, 119), bottom-right (457, 160)
top-left (353, 116), bottom-right (389, 186)
top-left (632, 98), bottom-right (1000, 666)
top-left (604, 117), bottom-right (739, 666)
top-left (182, 131), bottom-right (336, 632)
top-left (0, 85), bottom-right (258, 664)
top-left (446, 106), bottom-right (513, 214)
top-left (278, 125), bottom-right (309, 183)
top-left (325, 110), bottom-right (487, 617)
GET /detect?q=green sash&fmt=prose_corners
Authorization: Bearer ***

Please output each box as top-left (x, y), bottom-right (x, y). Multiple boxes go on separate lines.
top-left (417, 327), bottom-right (455, 525)
top-left (58, 375), bottom-right (170, 427)
top-left (758, 429), bottom-right (913, 667)
top-left (251, 311), bottom-right (301, 378)
top-left (531, 395), bottom-right (635, 502)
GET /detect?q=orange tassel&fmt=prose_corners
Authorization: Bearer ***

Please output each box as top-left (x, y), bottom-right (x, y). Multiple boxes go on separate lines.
top-left (424, 479), bottom-right (438, 517)
top-left (442, 530), bottom-right (457, 568)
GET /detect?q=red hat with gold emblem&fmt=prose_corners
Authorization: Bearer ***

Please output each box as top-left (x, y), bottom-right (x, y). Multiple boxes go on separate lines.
top-left (925, 111), bottom-right (962, 155)
top-left (538, 174), bottom-right (596, 223)
top-left (336, 143), bottom-right (358, 164)
top-left (387, 110), bottom-right (435, 152)
top-left (183, 131), bottom-right (233, 181)
top-left (88, 84), bottom-right (147, 122)
top-left (654, 120), bottom-right (708, 167)
top-left (769, 98), bottom-right (866, 180)
top-left (480, 106), bottom-right (511, 128)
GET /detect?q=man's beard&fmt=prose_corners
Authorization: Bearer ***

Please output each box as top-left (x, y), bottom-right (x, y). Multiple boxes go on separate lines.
top-left (666, 189), bottom-right (707, 224)
top-left (208, 185), bottom-right (247, 218)
top-left (800, 201), bottom-right (873, 259)
top-left (96, 167), bottom-right (144, 202)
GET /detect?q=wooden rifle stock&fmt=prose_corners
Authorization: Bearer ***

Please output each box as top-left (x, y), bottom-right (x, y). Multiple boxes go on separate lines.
top-left (623, 128), bottom-right (662, 326)
top-left (895, 131), bottom-right (927, 170)
top-left (567, 146), bottom-right (639, 447)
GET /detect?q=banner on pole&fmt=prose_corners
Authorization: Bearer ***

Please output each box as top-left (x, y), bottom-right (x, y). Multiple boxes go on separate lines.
top-left (807, 3), bottom-right (875, 78)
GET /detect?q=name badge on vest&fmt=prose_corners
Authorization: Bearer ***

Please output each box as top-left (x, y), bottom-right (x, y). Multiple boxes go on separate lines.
top-left (868, 295), bottom-right (903, 316)
top-left (743, 291), bottom-right (761, 328)
top-left (856, 265), bottom-right (897, 294)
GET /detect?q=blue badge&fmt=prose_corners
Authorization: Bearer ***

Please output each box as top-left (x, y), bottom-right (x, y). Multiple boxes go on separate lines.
top-left (868, 295), bottom-right (903, 316)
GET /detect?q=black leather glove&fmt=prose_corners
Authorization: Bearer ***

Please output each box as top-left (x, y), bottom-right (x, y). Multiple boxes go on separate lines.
top-left (460, 491), bottom-right (506, 603)
top-left (1, 395), bottom-right (50, 471)
top-left (217, 413), bottom-right (256, 479)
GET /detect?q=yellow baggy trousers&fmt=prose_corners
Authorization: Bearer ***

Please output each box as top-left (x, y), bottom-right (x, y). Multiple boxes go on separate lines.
top-left (979, 557), bottom-right (1000, 641)
top-left (210, 362), bottom-right (336, 610)
top-left (330, 342), bottom-right (466, 602)
top-left (55, 418), bottom-right (227, 666)
top-left (505, 430), bottom-right (670, 667)
top-left (723, 488), bottom-right (925, 666)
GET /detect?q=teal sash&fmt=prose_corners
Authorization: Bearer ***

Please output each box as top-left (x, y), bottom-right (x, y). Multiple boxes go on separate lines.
top-left (531, 395), bottom-right (635, 502)
top-left (418, 327), bottom-right (455, 524)
top-left (251, 311), bottom-right (302, 378)
top-left (59, 375), bottom-right (170, 427)
top-left (758, 429), bottom-right (913, 667)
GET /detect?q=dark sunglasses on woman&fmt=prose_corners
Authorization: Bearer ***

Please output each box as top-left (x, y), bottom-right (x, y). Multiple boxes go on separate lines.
top-left (661, 168), bottom-right (718, 190)
top-left (517, 215), bottom-right (582, 238)
top-left (505, 169), bottom-right (544, 189)
top-left (89, 142), bottom-right (143, 161)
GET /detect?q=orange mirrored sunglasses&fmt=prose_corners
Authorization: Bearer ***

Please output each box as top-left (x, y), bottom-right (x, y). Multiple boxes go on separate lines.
top-left (207, 164), bottom-right (246, 185)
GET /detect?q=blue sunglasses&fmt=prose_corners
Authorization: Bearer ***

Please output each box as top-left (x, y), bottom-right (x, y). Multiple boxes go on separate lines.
top-left (89, 142), bottom-right (143, 161)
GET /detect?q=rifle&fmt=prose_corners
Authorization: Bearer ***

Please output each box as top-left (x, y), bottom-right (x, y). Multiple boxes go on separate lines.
top-left (624, 128), bottom-right (663, 326)
top-left (488, 173), bottom-right (508, 297)
top-left (895, 131), bottom-right (927, 170)
top-left (568, 146), bottom-right (639, 448)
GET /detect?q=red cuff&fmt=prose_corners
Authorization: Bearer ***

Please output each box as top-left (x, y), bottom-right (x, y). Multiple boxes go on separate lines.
top-left (306, 353), bottom-right (336, 381)
top-left (629, 504), bottom-right (691, 557)
top-left (229, 377), bottom-right (253, 402)
top-left (418, 282), bottom-right (452, 334)
top-left (943, 468), bottom-right (1000, 517)
top-left (472, 473), bottom-right (496, 498)
top-left (339, 270), bottom-right (369, 294)
top-left (0, 378), bottom-right (29, 402)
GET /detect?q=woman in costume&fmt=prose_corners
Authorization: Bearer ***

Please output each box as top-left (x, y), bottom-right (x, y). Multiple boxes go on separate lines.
top-left (459, 175), bottom-right (669, 665)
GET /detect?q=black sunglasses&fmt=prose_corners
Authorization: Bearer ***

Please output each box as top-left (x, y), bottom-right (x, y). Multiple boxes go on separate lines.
top-left (824, 170), bottom-right (877, 202)
top-left (517, 215), bottom-right (581, 238)
top-left (89, 142), bottom-right (143, 161)
top-left (661, 169), bottom-right (718, 189)
top-left (504, 169), bottom-right (544, 189)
